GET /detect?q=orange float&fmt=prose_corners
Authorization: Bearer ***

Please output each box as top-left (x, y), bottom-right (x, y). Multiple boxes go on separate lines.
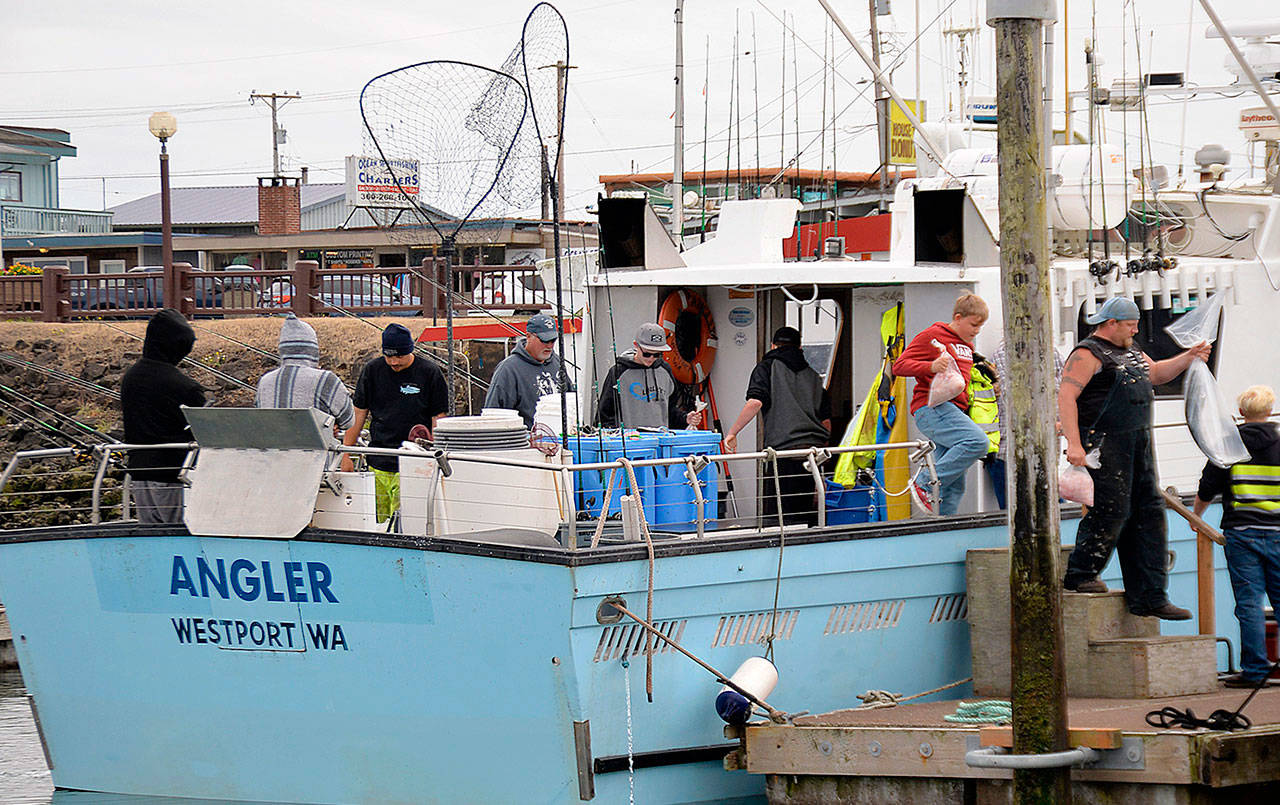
top-left (659, 289), bottom-right (717, 385)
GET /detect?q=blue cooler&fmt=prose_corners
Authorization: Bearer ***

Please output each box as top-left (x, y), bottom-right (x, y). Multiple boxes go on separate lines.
top-left (824, 480), bottom-right (879, 525)
top-left (572, 431), bottom-right (659, 524)
top-left (653, 430), bottom-right (722, 532)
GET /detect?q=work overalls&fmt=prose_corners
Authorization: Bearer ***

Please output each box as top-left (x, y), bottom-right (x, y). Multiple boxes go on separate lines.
top-left (1063, 336), bottom-right (1171, 613)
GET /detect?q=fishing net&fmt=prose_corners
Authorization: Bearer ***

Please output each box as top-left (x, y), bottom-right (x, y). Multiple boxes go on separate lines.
top-left (359, 60), bottom-right (529, 243)
top-left (504, 2), bottom-right (570, 214)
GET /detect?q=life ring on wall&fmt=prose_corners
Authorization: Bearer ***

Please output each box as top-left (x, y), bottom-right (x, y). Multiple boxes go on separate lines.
top-left (660, 289), bottom-right (718, 384)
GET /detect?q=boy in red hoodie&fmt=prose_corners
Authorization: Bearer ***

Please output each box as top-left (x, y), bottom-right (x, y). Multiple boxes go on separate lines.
top-left (892, 293), bottom-right (990, 515)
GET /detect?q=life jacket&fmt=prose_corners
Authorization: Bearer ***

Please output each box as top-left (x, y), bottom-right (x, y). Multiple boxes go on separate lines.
top-left (834, 303), bottom-right (906, 485)
top-left (967, 363), bottom-right (999, 455)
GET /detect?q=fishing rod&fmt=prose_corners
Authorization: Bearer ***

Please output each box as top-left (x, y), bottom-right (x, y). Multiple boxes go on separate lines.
top-left (0, 353), bottom-right (121, 401)
top-left (0, 389), bottom-right (98, 450)
top-left (96, 322), bottom-right (256, 392)
top-left (401, 265), bottom-right (583, 373)
top-left (188, 320), bottom-right (356, 394)
top-left (0, 382), bottom-right (113, 443)
top-left (188, 322), bottom-right (281, 366)
top-left (305, 294), bottom-right (490, 395)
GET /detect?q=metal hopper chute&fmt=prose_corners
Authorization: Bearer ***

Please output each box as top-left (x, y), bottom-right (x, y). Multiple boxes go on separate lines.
top-left (180, 407), bottom-right (333, 539)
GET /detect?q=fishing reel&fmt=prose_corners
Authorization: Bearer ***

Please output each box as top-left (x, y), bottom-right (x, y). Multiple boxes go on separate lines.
top-left (1089, 259), bottom-right (1119, 285)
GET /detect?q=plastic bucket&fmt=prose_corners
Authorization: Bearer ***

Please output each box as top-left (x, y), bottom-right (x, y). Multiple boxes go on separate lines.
top-left (652, 430), bottom-right (722, 531)
top-left (570, 430), bottom-right (659, 523)
top-left (824, 480), bottom-right (878, 525)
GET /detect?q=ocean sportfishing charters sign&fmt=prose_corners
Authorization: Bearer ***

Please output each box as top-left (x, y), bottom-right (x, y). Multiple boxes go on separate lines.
top-left (345, 154), bottom-right (420, 208)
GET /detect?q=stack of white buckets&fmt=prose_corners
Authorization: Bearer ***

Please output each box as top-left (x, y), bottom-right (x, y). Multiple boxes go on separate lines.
top-left (533, 392), bottom-right (581, 435)
top-left (398, 407), bottom-right (573, 540)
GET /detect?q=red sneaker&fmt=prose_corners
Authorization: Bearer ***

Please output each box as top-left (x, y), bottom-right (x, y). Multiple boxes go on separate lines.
top-left (910, 481), bottom-right (937, 516)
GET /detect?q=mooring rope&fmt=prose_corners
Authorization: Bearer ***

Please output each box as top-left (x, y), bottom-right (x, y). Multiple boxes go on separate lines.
top-left (944, 700), bottom-right (1012, 724)
top-left (855, 677), bottom-right (975, 710)
top-left (763, 447), bottom-right (787, 662)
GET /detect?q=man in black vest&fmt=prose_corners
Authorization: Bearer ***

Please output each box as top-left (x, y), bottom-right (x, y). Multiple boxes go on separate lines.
top-left (725, 326), bottom-right (831, 526)
top-left (1059, 297), bottom-right (1210, 619)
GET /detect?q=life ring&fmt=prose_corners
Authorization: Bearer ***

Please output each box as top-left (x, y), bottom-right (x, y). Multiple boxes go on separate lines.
top-left (660, 289), bottom-right (717, 384)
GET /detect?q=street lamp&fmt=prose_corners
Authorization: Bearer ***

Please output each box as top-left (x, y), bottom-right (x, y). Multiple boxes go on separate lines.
top-left (148, 112), bottom-right (178, 314)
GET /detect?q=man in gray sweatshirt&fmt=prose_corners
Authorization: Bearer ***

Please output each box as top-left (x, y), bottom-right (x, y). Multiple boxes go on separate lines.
top-left (255, 314), bottom-right (354, 441)
top-left (595, 322), bottom-right (702, 430)
top-left (485, 313), bottom-right (573, 427)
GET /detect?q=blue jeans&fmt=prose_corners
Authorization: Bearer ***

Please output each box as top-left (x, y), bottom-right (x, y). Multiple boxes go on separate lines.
top-left (1223, 527), bottom-right (1280, 680)
top-left (913, 403), bottom-right (990, 516)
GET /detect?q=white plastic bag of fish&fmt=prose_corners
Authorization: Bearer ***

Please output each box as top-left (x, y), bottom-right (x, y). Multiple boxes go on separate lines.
top-left (1059, 446), bottom-right (1100, 507)
top-left (1163, 293), bottom-right (1249, 468)
top-left (927, 339), bottom-right (967, 407)
top-left (1184, 361), bottom-right (1249, 468)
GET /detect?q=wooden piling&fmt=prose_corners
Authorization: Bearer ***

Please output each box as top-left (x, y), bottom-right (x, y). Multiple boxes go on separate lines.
top-left (988, 1), bottom-right (1069, 801)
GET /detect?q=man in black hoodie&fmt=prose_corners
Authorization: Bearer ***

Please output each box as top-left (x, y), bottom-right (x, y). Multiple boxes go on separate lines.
top-left (120, 308), bottom-right (206, 524)
top-left (724, 326), bottom-right (831, 525)
top-left (1194, 385), bottom-right (1280, 688)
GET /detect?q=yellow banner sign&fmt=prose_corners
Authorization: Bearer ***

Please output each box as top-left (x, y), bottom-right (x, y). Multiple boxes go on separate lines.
top-left (889, 100), bottom-right (924, 166)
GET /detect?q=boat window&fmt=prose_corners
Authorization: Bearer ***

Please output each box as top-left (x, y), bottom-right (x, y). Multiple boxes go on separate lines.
top-left (913, 188), bottom-right (965, 264)
top-left (1073, 297), bottom-right (1221, 398)
top-left (786, 298), bottom-right (843, 387)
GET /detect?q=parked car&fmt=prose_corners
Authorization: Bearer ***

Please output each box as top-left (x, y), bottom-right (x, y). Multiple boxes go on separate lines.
top-left (68, 266), bottom-right (222, 314)
top-left (127, 266), bottom-right (224, 311)
top-left (265, 274), bottom-right (423, 316)
top-left (469, 271), bottom-right (545, 316)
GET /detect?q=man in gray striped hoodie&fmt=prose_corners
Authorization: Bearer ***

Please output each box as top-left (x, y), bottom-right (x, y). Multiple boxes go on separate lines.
top-left (255, 314), bottom-right (354, 440)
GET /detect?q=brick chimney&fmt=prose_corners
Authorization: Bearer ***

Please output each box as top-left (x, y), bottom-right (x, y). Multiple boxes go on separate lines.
top-left (257, 176), bottom-right (301, 235)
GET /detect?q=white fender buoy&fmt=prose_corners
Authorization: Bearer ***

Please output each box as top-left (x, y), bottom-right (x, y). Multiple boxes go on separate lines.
top-left (715, 656), bottom-right (779, 725)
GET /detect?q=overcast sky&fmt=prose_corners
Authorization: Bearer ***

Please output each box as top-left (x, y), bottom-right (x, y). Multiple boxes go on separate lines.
top-left (2, 0), bottom-right (1271, 217)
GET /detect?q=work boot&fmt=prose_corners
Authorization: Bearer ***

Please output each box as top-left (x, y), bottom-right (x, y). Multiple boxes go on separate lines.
top-left (1065, 578), bottom-right (1109, 594)
top-left (1131, 602), bottom-right (1192, 621)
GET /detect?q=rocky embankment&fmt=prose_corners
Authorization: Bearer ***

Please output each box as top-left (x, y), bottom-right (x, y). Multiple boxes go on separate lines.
top-left (0, 317), bottom-right (507, 527)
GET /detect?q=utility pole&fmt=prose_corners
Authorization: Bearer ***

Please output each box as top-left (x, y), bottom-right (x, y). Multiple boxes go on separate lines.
top-left (539, 62), bottom-right (576, 216)
top-left (673, 0), bottom-right (686, 242)
top-left (249, 91), bottom-right (301, 177)
top-left (868, 0), bottom-right (888, 211)
top-left (987, 1), bottom-right (1069, 802)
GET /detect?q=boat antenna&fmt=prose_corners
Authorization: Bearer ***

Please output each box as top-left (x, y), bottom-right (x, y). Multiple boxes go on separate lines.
top-left (792, 13), bottom-right (800, 195)
top-left (753, 12), bottom-right (761, 194)
top-left (830, 24), bottom-right (837, 229)
top-left (735, 11), bottom-right (743, 191)
top-left (780, 17), bottom-right (786, 178)
top-left (702, 34), bottom-right (710, 241)
top-left (818, 15), bottom-right (829, 257)
top-left (725, 29), bottom-right (736, 201)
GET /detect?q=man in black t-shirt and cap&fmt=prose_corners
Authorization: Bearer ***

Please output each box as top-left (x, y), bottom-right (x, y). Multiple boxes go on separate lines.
top-left (724, 326), bottom-right (831, 525)
top-left (340, 323), bottom-right (449, 522)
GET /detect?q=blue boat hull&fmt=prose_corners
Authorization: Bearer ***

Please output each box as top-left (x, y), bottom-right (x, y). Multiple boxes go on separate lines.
top-left (0, 508), bottom-right (1235, 803)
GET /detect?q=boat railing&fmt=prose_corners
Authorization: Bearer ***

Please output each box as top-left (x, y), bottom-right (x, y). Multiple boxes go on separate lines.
top-left (0, 438), bottom-right (941, 544)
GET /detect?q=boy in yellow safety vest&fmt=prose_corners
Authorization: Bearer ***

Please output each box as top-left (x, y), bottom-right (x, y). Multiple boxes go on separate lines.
top-left (1193, 385), bottom-right (1280, 688)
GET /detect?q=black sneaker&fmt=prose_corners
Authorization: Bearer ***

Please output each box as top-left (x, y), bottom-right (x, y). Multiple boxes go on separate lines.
top-left (1130, 602), bottom-right (1192, 621)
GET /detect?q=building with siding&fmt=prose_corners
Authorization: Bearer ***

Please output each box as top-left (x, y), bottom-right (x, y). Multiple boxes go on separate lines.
top-left (0, 126), bottom-right (112, 245)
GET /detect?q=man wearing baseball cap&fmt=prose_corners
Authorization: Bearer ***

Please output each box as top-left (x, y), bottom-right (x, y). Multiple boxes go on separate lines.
top-left (1060, 296), bottom-right (1211, 619)
top-left (485, 313), bottom-right (573, 427)
top-left (341, 323), bottom-right (449, 522)
top-left (595, 322), bottom-right (702, 429)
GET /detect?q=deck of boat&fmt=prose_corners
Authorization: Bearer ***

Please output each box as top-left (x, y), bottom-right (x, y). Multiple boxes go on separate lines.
top-left (735, 686), bottom-right (1280, 802)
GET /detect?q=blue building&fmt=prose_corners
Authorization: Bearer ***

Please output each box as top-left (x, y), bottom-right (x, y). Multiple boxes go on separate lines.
top-left (0, 126), bottom-right (111, 248)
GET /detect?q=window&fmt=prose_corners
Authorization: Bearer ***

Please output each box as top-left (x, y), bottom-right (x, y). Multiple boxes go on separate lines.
top-left (0, 171), bottom-right (20, 202)
top-left (28, 256), bottom-right (88, 274)
top-left (1074, 297), bottom-right (1221, 397)
top-left (786, 297), bottom-right (844, 387)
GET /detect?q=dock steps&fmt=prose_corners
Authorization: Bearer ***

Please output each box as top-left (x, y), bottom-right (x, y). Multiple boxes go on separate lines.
top-left (967, 548), bottom-right (1218, 698)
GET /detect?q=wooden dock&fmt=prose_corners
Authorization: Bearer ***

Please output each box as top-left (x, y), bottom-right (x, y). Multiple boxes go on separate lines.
top-left (733, 687), bottom-right (1280, 803)
top-left (0, 604), bottom-right (14, 669)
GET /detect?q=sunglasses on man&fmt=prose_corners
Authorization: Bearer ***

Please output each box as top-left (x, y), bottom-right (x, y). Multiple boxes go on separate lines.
top-left (638, 349), bottom-right (662, 359)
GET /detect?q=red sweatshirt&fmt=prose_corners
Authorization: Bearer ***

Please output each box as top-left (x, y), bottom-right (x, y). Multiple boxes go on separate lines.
top-left (892, 321), bottom-right (976, 415)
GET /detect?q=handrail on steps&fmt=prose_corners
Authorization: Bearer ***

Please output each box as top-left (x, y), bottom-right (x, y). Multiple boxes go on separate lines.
top-left (1160, 486), bottom-right (1224, 637)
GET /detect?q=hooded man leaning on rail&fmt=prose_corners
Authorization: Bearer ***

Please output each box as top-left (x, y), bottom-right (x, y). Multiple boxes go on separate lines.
top-left (120, 308), bottom-right (206, 525)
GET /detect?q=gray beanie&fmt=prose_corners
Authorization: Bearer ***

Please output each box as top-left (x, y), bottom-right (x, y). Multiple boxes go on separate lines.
top-left (278, 314), bottom-right (320, 365)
